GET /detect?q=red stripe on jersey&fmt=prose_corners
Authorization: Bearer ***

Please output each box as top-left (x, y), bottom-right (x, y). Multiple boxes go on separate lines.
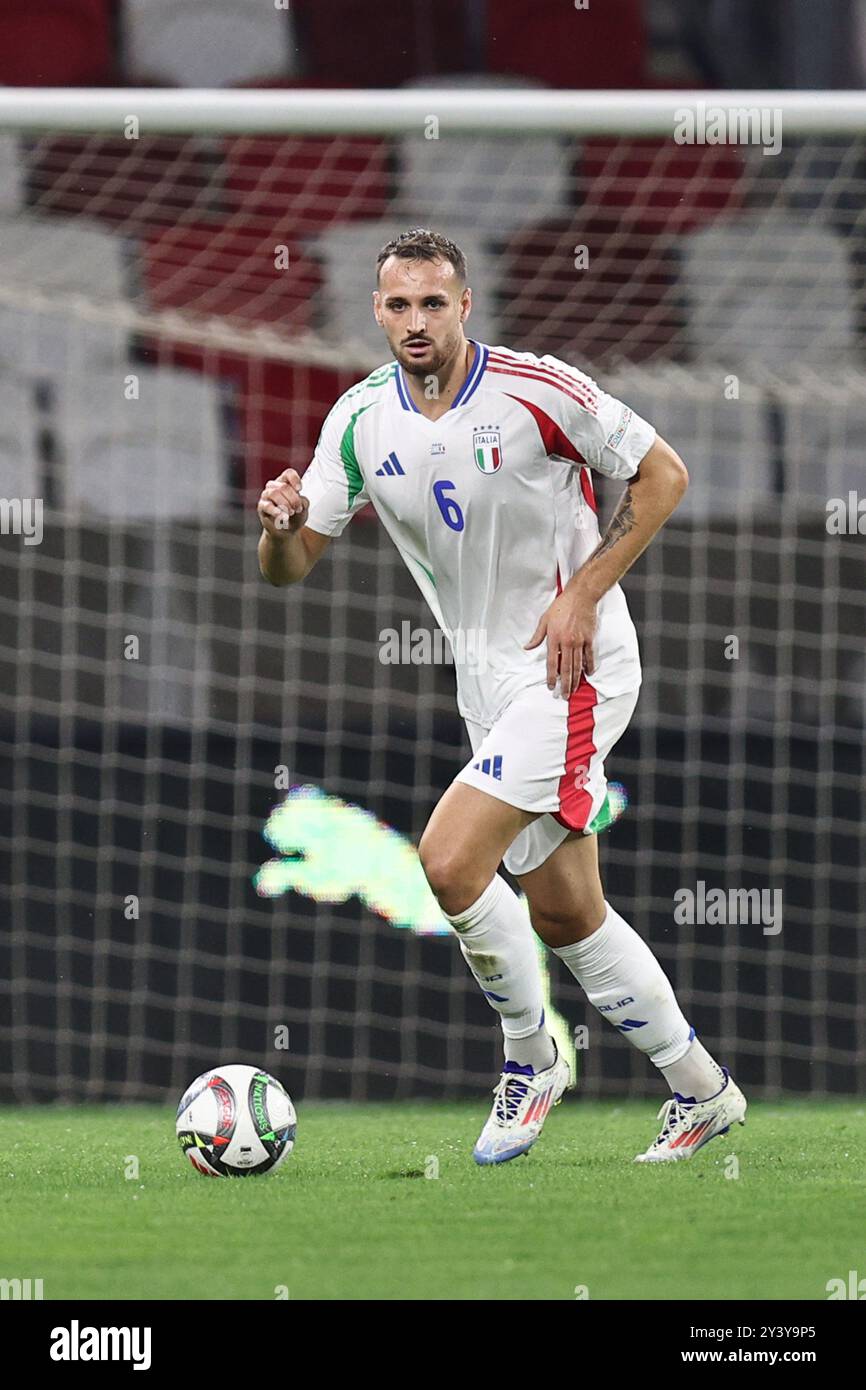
top-left (554, 676), bottom-right (599, 833)
top-left (580, 469), bottom-right (598, 513)
top-left (486, 351), bottom-right (599, 414)
top-left (486, 346), bottom-right (599, 398)
top-left (504, 393), bottom-right (598, 514)
top-left (487, 362), bottom-right (597, 415)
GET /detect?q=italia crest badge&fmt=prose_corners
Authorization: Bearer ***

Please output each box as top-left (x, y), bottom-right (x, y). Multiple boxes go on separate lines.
top-left (473, 427), bottom-right (502, 474)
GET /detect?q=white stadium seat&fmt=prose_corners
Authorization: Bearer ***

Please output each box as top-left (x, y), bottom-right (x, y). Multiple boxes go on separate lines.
top-left (680, 212), bottom-right (856, 370)
top-left (310, 219), bottom-right (501, 356)
top-left (56, 364), bottom-right (231, 722)
top-left (0, 216), bottom-right (129, 377)
top-left (0, 134), bottom-right (23, 214)
top-left (0, 375), bottom-right (40, 498)
top-left (775, 366), bottom-right (866, 507)
top-left (123, 0), bottom-right (298, 87)
top-left (395, 76), bottom-right (572, 237)
top-left (605, 364), bottom-right (776, 520)
top-left (57, 366), bottom-right (229, 519)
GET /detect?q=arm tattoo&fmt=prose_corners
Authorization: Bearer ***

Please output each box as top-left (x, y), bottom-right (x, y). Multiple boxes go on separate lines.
top-left (592, 482), bottom-right (637, 560)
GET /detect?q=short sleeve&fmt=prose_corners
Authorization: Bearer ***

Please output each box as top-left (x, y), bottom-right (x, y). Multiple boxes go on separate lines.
top-left (539, 355), bottom-right (656, 482)
top-left (302, 400), bottom-right (371, 537)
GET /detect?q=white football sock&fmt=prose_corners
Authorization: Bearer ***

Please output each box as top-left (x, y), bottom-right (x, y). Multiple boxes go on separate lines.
top-left (500, 1009), bottom-right (557, 1073)
top-left (553, 901), bottom-right (722, 1096)
top-left (659, 1036), bottom-right (726, 1103)
top-left (444, 875), bottom-right (555, 1073)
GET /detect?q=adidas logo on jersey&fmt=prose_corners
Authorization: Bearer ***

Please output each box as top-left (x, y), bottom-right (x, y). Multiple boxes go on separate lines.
top-left (375, 452), bottom-right (405, 476)
top-left (472, 755), bottom-right (502, 780)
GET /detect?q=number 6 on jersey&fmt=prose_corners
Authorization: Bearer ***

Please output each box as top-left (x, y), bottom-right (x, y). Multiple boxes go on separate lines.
top-left (433, 479), bottom-right (464, 532)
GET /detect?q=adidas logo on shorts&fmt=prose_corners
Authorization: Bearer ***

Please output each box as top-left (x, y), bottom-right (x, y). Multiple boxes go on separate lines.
top-left (472, 755), bottom-right (502, 780)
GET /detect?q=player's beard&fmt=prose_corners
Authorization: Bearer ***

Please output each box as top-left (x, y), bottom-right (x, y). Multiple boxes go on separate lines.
top-left (393, 326), bottom-right (463, 378)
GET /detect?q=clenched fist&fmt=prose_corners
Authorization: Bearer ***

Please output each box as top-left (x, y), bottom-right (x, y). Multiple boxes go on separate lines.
top-left (257, 469), bottom-right (310, 538)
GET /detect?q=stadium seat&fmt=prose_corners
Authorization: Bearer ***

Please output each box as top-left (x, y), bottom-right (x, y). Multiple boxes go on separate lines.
top-left (310, 219), bottom-right (501, 355)
top-left (604, 364), bottom-right (775, 520)
top-left (223, 135), bottom-right (392, 238)
top-left (292, 0), bottom-right (469, 87)
top-left (137, 344), bottom-right (357, 498)
top-left (0, 0), bottom-right (113, 85)
top-left (142, 218), bottom-right (321, 330)
top-left (58, 366), bottom-right (229, 519)
top-left (501, 213), bottom-right (680, 365)
top-left (487, 0), bottom-right (646, 89)
top-left (123, 0), bottom-right (299, 87)
top-left (776, 367), bottom-right (866, 506)
top-left (680, 213), bottom-right (857, 368)
top-left (56, 364), bottom-right (230, 722)
top-left (578, 139), bottom-right (745, 235)
top-left (26, 134), bottom-right (219, 236)
top-left (0, 216), bottom-right (130, 378)
top-left (243, 359), bottom-right (359, 493)
top-left (0, 134), bottom-right (23, 214)
top-left (394, 76), bottom-right (572, 237)
top-left (0, 375), bottom-right (40, 498)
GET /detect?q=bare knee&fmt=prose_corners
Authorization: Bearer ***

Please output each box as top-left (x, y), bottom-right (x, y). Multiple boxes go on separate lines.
top-left (529, 901), bottom-right (605, 949)
top-left (418, 833), bottom-right (489, 917)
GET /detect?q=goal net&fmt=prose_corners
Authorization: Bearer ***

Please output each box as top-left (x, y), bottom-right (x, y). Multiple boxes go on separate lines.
top-left (0, 89), bottom-right (863, 1103)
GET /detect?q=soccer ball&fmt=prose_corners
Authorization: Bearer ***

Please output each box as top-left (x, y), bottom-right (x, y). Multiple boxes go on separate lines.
top-left (176, 1064), bottom-right (297, 1177)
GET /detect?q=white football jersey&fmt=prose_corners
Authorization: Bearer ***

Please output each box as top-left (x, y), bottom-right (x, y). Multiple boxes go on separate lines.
top-left (302, 342), bottom-right (656, 726)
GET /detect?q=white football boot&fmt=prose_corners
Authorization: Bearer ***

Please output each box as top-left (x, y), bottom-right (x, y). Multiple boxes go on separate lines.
top-left (473, 1043), bottom-right (571, 1166)
top-left (634, 1068), bottom-right (747, 1163)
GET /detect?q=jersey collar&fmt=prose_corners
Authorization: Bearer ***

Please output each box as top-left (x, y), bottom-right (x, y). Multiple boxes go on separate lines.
top-left (395, 340), bottom-right (489, 414)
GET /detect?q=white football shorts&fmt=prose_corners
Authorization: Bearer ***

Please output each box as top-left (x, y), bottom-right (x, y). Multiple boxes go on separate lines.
top-left (456, 678), bottom-right (639, 877)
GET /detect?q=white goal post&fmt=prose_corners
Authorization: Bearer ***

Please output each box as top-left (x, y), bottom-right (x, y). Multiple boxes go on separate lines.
top-left (1, 87), bottom-right (866, 133)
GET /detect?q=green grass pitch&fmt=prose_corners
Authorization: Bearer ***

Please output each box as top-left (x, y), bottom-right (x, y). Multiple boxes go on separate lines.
top-left (2, 1099), bottom-right (863, 1301)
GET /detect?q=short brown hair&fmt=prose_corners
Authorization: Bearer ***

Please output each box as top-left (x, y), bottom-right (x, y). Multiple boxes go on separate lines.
top-left (376, 228), bottom-right (467, 284)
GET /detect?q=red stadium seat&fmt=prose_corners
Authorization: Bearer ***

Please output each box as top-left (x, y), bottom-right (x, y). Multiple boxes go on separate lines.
top-left (223, 135), bottom-right (389, 239)
top-left (244, 360), bottom-right (361, 493)
top-left (0, 1), bottom-right (113, 85)
top-left (223, 135), bottom-right (392, 238)
top-left (142, 219), bottom-right (321, 330)
top-left (292, 0), bottom-right (469, 86)
top-left (500, 214), bottom-right (681, 367)
top-left (26, 135), bottom-right (218, 236)
top-left (222, 77), bottom-right (392, 236)
top-left (487, 0), bottom-right (646, 89)
top-left (579, 139), bottom-right (746, 235)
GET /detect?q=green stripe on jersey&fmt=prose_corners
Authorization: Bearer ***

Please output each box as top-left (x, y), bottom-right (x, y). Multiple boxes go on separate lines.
top-left (342, 362), bottom-right (395, 404)
top-left (339, 402), bottom-right (376, 505)
top-left (414, 557), bottom-right (436, 589)
top-left (337, 366), bottom-right (395, 504)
